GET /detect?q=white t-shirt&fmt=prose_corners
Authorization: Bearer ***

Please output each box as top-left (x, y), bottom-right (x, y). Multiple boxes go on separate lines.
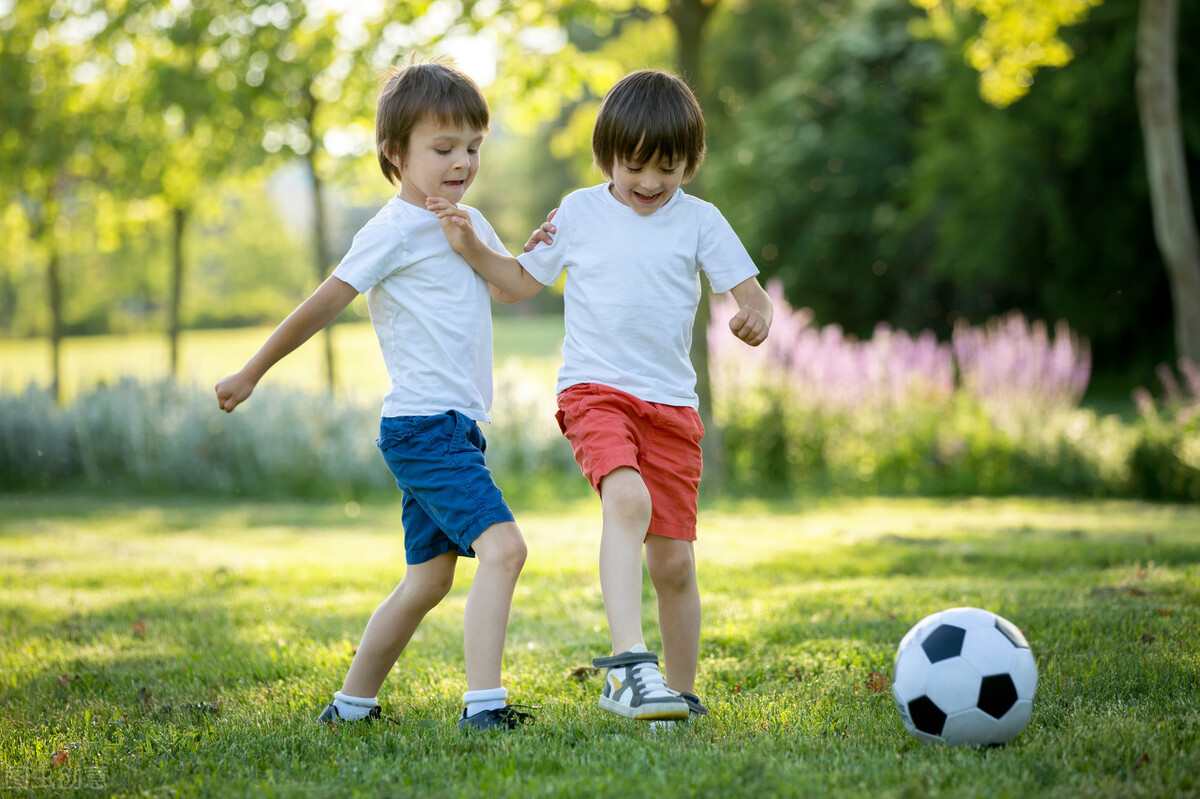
top-left (333, 195), bottom-right (506, 422)
top-left (518, 184), bottom-right (759, 408)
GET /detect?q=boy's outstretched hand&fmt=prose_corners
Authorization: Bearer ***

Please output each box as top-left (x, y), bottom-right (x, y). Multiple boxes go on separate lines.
top-left (215, 372), bottom-right (255, 413)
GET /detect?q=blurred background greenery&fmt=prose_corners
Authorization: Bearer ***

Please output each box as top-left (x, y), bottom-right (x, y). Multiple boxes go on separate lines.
top-left (2, 0), bottom-right (1198, 501)
top-left (3, 0), bottom-right (1198, 392)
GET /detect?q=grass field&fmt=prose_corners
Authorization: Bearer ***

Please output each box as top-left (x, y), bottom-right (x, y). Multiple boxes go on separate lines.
top-left (0, 315), bottom-right (565, 401)
top-left (2, 493), bottom-right (1197, 797)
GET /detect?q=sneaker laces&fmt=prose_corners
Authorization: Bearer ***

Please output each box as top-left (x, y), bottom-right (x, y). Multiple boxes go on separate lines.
top-left (630, 662), bottom-right (674, 699)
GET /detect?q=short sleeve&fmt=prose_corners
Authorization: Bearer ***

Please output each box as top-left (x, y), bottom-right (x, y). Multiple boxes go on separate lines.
top-left (470, 208), bottom-right (509, 256)
top-left (332, 214), bottom-right (407, 293)
top-left (517, 199), bottom-right (571, 287)
top-left (697, 205), bottom-right (758, 294)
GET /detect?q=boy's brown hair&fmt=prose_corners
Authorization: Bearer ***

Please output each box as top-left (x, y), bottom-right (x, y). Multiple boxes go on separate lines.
top-left (376, 60), bottom-right (489, 186)
top-left (592, 69), bottom-right (706, 181)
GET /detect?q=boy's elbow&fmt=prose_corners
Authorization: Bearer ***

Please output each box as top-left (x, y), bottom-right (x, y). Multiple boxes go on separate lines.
top-left (489, 285), bottom-right (516, 303)
top-left (489, 285), bottom-right (532, 304)
top-left (516, 282), bottom-right (544, 302)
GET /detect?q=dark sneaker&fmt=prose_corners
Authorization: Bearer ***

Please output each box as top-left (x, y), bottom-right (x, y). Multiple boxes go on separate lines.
top-left (458, 705), bottom-right (535, 731)
top-left (316, 702), bottom-right (382, 725)
top-left (678, 691), bottom-right (709, 719)
top-left (592, 644), bottom-right (689, 721)
top-left (649, 691), bottom-right (709, 732)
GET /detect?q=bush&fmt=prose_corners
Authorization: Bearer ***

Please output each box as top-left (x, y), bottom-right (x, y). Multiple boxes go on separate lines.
top-left (0, 365), bottom-right (581, 500)
top-left (1, 321), bottom-right (1196, 502)
top-left (1128, 360), bottom-right (1200, 500)
top-left (707, 282), bottom-right (1189, 499)
top-left (1, 379), bottom-right (389, 498)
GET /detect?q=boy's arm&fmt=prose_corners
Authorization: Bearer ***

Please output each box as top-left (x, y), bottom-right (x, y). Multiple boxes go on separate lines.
top-left (215, 276), bottom-right (359, 412)
top-left (727, 276), bottom-right (773, 347)
top-left (427, 197), bottom-right (545, 303)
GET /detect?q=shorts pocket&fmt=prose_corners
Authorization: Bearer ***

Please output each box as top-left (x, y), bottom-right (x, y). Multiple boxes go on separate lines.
top-left (377, 415), bottom-right (446, 452)
top-left (445, 410), bottom-right (483, 455)
top-left (554, 384), bottom-right (595, 436)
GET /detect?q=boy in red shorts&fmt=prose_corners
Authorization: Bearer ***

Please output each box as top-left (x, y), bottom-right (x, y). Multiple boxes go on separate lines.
top-left (429, 69), bottom-right (773, 722)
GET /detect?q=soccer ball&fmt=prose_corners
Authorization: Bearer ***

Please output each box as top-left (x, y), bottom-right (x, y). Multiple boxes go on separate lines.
top-left (892, 607), bottom-right (1037, 746)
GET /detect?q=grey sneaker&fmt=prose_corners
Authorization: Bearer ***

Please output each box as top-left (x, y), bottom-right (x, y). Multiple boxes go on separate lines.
top-left (592, 644), bottom-right (690, 721)
top-left (458, 705), bottom-right (534, 731)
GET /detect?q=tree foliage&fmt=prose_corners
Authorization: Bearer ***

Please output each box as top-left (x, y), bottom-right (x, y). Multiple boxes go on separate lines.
top-left (910, 0), bottom-right (1102, 107)
top-left (700, 0), bottom-right (1195, 381)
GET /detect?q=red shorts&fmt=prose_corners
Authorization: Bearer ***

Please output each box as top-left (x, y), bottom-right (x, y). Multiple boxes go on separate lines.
top-left (555, 383), bottom-right (704, 541)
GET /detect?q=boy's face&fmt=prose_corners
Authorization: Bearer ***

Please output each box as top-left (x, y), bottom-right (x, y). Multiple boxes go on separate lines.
top-left (607, 152), bottom-right (685, 216)
top-left (392, 117), bottom-right (484, 207)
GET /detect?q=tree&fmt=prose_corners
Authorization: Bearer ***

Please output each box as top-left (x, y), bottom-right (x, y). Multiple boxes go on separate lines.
top-left (118, 0), bottom-right (303, 379)
top-left (256, 10), bottom-right (359, 393)
top-left (668, 0), bottom-right (725, 491)
top-left (912, 0), bottom-right (1200, 364)
top-left (0, 1), bottom-right (112, 401)
top-left (1136, 0), bottom-right (1200, 365)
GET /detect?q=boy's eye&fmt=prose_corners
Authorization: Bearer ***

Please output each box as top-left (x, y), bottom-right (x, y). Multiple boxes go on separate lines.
top-left (436, 149), bottom-right (451, 155)
top-left (468, 148), bottom-right (479, 155)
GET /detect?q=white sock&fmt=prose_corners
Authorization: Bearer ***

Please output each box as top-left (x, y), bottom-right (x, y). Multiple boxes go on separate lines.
top-left (463, 687), bottom-right (508, 716)
top-left (332, 691), bottom-right (378, 721)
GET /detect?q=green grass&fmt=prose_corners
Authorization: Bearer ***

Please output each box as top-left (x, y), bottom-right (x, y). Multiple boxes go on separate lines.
top-left (2, 493), bottom-right (1197, 797)
top-left (0, 315), bottom-right (565, 401)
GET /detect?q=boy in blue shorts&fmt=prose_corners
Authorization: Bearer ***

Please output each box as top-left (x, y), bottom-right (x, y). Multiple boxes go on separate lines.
top-left (215, 60), bottom-right (532, 731)
top-left (429, 69), bottom-right (773, 723)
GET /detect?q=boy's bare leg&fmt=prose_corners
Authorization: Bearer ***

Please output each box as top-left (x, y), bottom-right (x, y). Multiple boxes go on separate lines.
top-left (597, 467), bottom-right (652, 653)
top-left (462, 521), bottom-right (527, 691)
top-left (645, 534), bottom-right (700, 694)
top-left (341, 551), bottom-right (458, 698)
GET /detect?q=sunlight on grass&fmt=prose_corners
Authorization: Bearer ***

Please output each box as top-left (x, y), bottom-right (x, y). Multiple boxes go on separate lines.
top-left (1, 493), bottom-right (1197, 797)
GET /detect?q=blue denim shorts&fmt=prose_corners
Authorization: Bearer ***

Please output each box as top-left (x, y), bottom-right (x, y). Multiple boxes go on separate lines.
top-left (377, 411), bottom-right (515, 565)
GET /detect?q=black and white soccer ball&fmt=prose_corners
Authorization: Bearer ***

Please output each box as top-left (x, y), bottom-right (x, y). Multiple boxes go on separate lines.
top-left (892, 607), bottom-right (1037, 746)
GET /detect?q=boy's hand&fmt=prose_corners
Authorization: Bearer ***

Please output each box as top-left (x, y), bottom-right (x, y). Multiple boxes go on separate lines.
top-left (523, 208), bottom-right (558, 252)
top-left (729, 306), bottom-right (770, 347)
top-left (427, 197), bottom-right (478, 254)
top-left (215, 372), bottom-right (255, 413)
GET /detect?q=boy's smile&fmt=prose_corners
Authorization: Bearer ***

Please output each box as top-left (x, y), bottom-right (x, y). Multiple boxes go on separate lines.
top-left (608, 154), bottom-right (685, 216)
top-left (393, 119), bottom-right (484, 208)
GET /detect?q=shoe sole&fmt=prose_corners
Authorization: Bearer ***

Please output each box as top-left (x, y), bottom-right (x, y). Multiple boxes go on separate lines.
top-left (598, 695), bottom-right (690, 721)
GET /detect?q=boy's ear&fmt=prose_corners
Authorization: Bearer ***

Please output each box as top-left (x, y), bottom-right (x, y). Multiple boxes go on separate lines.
top-left (382, 141), bottom-right (404, 170)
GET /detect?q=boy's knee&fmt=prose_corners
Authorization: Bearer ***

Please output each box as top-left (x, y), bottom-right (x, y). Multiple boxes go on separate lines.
top-left (400, 572), bottom-right (454, 611)
top-left (648, 545), bottom-right (696, 593)
top-left (476, 522), bottom-right (527, 574)
top-left (600, 469), bottom-right (652, 529)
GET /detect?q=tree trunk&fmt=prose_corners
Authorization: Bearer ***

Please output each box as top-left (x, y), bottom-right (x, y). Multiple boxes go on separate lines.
top-left (47, 243), bottom-right (63, 405)
top-left (669, 0), bottom-right (724, 496)
top-left (304, 121), bottom-right (337, 394)
top-left (1136, 0), bottom-right (1200, 365)
top-left (168, 206), bottom-right (187, 381)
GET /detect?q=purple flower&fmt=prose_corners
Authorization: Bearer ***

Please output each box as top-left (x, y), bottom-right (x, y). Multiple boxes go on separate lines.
top-left (710, 281), bottom-right (1090, 420)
